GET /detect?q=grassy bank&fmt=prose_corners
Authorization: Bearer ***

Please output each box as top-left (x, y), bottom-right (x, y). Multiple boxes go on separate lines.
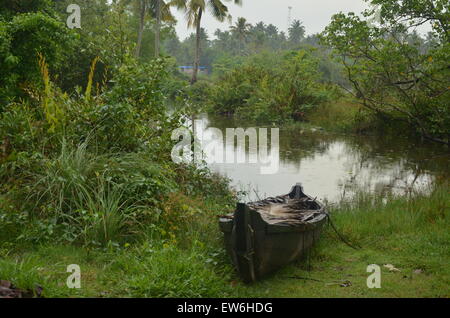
top-left (294, 96), bottom-right (423, 139)
top-left (244, 182), bottom-right (450, 297)
top-left (1, 183), bottom-right (448, 298)
top-left (304, 97), bottom-right (364, 132)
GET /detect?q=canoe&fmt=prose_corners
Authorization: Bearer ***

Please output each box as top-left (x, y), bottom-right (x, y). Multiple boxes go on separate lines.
top-left (219, 183), bottom-right (328, 283)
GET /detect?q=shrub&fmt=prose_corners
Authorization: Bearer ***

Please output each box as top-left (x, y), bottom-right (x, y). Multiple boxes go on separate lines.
top-left (208, 50), bottom-right (332, 123)
top-left (0, 12), bottom-right (76, 102)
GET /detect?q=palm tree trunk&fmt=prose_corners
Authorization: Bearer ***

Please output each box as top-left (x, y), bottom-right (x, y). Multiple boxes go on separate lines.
top-left (191, 8), bottom-right (203, 85)
top-left (135, 0), bottom-right (146, 58)
top-left (239, 36), bottom-right (243, 55)
top-left (155, 0), bottom-right (161, 58)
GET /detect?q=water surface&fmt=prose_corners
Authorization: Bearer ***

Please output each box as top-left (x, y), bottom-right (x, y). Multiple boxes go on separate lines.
top-left (196, 114), bottom-right (449, 203)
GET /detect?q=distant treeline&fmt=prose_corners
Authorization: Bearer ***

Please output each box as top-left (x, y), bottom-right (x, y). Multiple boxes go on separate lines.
top-left (164, 18), bottom-right (348, 85)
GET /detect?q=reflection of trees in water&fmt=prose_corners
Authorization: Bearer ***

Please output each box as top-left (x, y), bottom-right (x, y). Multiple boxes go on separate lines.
top-left (278, 131), bottom-right (333, 162)
top-left (343, 133), bottom-right (449, 176)
top-left (277, 128), bottom-right (448, 198)
top-left (207, 114), bottom-right (449, 198)
top-left (290, 132), bottom-right (441, 168)
top-left (335, 134), bottom-right (449, 198)
top-left (206, 118), bottom-right (334, 163)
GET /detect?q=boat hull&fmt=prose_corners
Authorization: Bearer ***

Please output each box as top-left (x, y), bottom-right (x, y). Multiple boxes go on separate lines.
top-left (219, 187), bottom-right (327, 283)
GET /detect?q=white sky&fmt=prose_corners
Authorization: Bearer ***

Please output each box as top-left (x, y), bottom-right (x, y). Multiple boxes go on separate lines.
top-left (171, 0), bottom-right (370, 40)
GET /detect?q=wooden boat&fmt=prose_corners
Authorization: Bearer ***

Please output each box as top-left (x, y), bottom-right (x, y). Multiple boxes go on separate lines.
top-left (219, 183), bottom-right (328, 283)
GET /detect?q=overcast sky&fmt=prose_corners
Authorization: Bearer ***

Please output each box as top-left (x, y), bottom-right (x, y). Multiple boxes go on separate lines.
top-left (171, 0), bottom-right (370, 40)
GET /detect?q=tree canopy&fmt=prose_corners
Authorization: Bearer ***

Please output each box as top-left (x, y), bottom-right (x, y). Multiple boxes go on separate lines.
top-left (321, 0), bottom-right (449, 144)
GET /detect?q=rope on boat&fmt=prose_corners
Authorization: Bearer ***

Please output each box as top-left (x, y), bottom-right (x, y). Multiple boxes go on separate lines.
top-left (325, 212), bottom-right (362, 250)
top-left (253, 189), bottom-right (262, 201)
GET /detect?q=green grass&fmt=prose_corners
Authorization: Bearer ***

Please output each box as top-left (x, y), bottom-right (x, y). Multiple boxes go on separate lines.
top-left (303, 96), bottom-right (418, 138)
top-left (304, 97), bottom-right (364, 132)
top-left (0, 184), bottom-right (448, 298)
top-left (277, 96), bottom-right (371, 134)
top-left (244, 184), bottom-right (450, 297)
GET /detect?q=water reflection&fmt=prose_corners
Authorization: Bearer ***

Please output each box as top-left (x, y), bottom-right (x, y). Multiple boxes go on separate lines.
top-left (195, 114), bottom-right (449, 203)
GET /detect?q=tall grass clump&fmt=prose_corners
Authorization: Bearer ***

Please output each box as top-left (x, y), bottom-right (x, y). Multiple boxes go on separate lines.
top-left (28, 140), bottom-right (98, 217)
top-left (78, 180), bottom-right (137, 246)
top-left (18, 140), bottom-right (137, 245)
top-left (10, 137), bottom-right (235, 247)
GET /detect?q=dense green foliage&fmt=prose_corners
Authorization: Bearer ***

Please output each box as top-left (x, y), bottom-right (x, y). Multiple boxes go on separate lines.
top-left (0, 1), bottom-right (235, 250)
top-left (0, 0), bottom-right (180, 104)
top-left (0, 0), bottom-right (448, 298)
top-left (164, 0), bottom-right (450, 142)
top-left (321, 0), bottom-right (450, 144)
top-left (206, 50), bottom-right (334, 123)
top-left (0, 1), bottom-right (75, 103)
top-left (164, 19), bottom-right (346, 85)
top-left (0, 53), bottom-right (234, 246)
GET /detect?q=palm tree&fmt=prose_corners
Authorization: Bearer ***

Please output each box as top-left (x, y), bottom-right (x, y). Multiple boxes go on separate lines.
top-left (133, 0), bottom-right (175, 58)
top-left (171, 0), bottom-right (242, 84)
top-left (154, 0), bottom-right (162, 57)
top-left (214, 29), bottom-right (232, 51)
top-left (253, 22), bottom-right (266, 33)
top-left (135, 0), bottom-right (147, 58)
top-left (230, 17), bottom-right (251, 55)
top-left (150, 0), bottom-right (176, 57)
top-left (288, 20), bottom-right (305, 45)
